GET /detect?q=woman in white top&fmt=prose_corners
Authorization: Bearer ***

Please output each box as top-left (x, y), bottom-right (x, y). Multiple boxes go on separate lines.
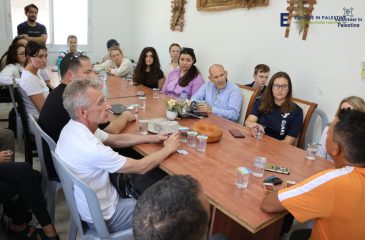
top-left (164, 43), bottom-right (181, 78)
top-left (0, 36), bottom-right (51, 84)
top-left (93, 46), bottom-right (133, 79)
top-left (0, 44), bottom-right (26, 85)
top-left (19, 41), bottom-right (49, 119)
top-left (318, 96), bottom-right (365, 160)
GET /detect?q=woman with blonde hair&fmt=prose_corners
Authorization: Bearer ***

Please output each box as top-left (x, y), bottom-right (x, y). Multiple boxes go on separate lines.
top-left (318, 96), bottom-right (365, 160)
top-left (93, 45), bottom-right (133, 79)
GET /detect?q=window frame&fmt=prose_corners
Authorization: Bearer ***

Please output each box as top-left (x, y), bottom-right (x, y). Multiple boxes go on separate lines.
top-left (4, 0), bottom-right (92, 53)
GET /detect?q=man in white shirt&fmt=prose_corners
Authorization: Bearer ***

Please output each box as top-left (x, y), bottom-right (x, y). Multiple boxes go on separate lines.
top-left (56, 79), bottom-right (179, 232)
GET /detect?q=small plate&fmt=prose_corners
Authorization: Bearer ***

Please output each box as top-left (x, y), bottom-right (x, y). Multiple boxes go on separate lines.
top-left (148, 118), bottom-right (181, 134)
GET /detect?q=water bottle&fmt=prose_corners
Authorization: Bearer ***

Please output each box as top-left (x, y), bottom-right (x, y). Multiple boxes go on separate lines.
top-left (99, 71), bottom-right (108, 99)
top-left (180, 90), bottom-right (187, 114)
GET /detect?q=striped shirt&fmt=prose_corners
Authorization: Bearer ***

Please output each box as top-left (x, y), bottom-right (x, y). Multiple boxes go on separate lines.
top-left (278, 166), bottom-right (365, 240)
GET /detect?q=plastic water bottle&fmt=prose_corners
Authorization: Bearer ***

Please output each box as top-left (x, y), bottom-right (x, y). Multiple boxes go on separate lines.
top-left (99, 71), bottom-right (108, 99)
top-left (180, 90), bottom-right (187, 114)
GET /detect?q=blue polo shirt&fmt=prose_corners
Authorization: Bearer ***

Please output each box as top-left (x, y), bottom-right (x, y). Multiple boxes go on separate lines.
top-left (251, 100), bottom-right (303, 140)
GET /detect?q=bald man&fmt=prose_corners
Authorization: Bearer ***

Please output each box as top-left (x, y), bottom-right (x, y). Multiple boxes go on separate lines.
top-left (191, 64), bottom-right (242, 122)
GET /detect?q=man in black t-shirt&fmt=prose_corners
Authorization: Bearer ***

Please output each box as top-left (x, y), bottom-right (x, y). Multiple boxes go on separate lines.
top-left (17, 4), bottom-right (47, 44)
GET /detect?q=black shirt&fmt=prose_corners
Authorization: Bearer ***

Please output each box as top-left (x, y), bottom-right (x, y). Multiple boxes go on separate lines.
top-left (245, 81), bottom-right (266, 98)
top-left (17, 21), bottom-right (47, 37)
top-left (138, 69), bottom-right (164, 89)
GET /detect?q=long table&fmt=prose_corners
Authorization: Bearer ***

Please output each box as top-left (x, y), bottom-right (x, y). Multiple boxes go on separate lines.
top-left (107, 76), bottom-right (334, 239)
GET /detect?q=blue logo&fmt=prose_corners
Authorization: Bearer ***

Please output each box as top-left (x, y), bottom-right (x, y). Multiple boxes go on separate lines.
top-left (280, 13), bottom-right (289, 27)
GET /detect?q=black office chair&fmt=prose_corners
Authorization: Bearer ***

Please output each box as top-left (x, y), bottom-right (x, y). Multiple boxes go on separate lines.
top-left (8, 85), bottom-right (37, 165)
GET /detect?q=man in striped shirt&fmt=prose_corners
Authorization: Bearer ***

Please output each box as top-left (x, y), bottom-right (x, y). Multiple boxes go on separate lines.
top-left (261, 109), bottom-right (365, 240)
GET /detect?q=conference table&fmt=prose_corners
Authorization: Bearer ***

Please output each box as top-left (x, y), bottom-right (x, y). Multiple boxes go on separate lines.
top-left (102, 76), bottom-right (334, 240)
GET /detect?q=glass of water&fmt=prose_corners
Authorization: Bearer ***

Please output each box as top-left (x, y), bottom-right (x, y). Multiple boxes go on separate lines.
top-left (306, 143), bottom-right (318, 160)
top-left (187, 131), bottom-right (198, 148)
top-left (252, 157), bottom-right (267, 177)
top-left (235, 167), bottom-right (251, 189)
top-left (152, 88), bottom-right (160, 99)
top-left (138, 119), bottom-right (148, 135)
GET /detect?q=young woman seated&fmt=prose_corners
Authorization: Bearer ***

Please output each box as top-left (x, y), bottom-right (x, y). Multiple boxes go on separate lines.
top-left (161, 47), bottom-right (204, 99)
top-left (133, 47), bottom-right (165, 89)
top-left (19, 41), bottom-right (49, 121)
top-left (245, 71), bottom-right (303, 145)
top-left (93, 45), bottom-right (133, 79)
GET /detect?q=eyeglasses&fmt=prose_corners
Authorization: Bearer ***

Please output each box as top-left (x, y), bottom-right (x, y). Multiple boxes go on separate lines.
top-left (273, 84), bottom-right (289, 90)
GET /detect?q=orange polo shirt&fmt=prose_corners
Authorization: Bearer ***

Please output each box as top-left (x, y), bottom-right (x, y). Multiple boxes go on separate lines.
top-left (278, 166), bottom-right (365, 240)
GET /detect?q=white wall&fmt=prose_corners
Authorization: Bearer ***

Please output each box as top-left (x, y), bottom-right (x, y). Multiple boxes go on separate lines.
top-left (1, 0), bottom-right (364, 118)
top-left (130, 0), bottom-right (365, 118)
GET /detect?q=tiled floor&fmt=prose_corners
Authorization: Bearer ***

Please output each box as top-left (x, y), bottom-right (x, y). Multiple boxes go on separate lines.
top-left (0, 102), bottom-right (307, 240)
top-left (0, 103), bottom-right (75, 239)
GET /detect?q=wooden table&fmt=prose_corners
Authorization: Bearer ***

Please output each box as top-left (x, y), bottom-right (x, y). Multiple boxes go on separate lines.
top-left (107, 76), bottom-right (334, 240)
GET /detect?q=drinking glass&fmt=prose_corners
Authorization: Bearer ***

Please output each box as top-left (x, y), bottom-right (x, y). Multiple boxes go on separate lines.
top-left (252, 157), bottom-right (267, 177)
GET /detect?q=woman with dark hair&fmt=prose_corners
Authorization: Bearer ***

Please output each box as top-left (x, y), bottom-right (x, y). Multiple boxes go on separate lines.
top-left (19, 41), bottom-right (49, 122)
top-left (134, 47), bottom-right (165, 89)
top-left (0, 36), bottom-right (28, 71)
top-left (0, 44), bottom-right (27, 85)
top-left (245, 71), bottom-right (303, 145)
top-left (161, 47), bottom-right (204, 99)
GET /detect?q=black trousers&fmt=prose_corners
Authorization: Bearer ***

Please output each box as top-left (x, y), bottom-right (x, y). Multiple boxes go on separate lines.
top-left (0, 162), bottom-right (51, 226)
top-left (111, 147), bottom-right (167, 198)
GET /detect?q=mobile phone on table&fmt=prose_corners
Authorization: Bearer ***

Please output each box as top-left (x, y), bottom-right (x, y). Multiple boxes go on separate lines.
top-left (229, 129), bottom-right (245, 138)
top-left (263, 175), bottom-right (283, 185)
top-left (265, 164), bottom-right (290, 175)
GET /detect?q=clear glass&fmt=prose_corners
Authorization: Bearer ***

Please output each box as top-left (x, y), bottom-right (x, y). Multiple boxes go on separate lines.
top-left (126, 77), bottom-right (133, 86)
top-left (196, 135), bottom-right (207, 152)
top-left (153, 88), bottom-right (160, 99)
top-left (138, 97), bottom-right (146, 109)
top-left (179, 127), bottom-right (189, 143)
top-left (252, 157), bottom-right (267, 177)
top-left (138, 119), bottom-right (148, 135)
top-left (235, 171), bottom-right (249, 189)
top-left (187, 131), bottom-right (198, 148)
top-left (306, 144), bottom-right (318, 160)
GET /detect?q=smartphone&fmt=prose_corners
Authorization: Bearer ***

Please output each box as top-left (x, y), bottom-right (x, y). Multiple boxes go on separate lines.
top-left (265, 164), bottom-right (290, 175)
top-left (263, 175), bottom-right (283, 185)
top-left (229, 129), bottom-right (245, 138)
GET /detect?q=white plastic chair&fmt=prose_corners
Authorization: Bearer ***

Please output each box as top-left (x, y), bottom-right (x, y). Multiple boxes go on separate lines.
top-left (51, 150), bottom-right (133, 240)
top-left (28, 114), bottom-right (62, 223)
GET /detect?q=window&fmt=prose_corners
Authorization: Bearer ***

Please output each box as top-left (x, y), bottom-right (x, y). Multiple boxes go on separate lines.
top-left (9, 0), bottom-right (89, 48)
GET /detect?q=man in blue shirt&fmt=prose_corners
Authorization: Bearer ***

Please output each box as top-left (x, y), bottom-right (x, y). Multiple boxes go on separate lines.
top-left (191, 64), bottom-right (242, 122)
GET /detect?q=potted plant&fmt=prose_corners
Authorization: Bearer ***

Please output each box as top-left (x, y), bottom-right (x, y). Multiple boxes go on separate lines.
top-left (165, 99), bottom-right (190, 120)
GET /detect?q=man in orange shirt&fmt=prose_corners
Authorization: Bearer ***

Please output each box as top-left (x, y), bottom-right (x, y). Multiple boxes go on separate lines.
top-left (261, 109), bottom-right (365, 240)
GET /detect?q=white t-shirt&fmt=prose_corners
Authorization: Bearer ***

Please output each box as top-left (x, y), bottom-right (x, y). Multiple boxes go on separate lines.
top-left (0, 63), bottom-right (49, 85)
top-left (56, 120), bottom-right (126, 222)
top-left (19, 69), bottom-right (49, 117)
top-left (0, 63), bottom-right (22, 85)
